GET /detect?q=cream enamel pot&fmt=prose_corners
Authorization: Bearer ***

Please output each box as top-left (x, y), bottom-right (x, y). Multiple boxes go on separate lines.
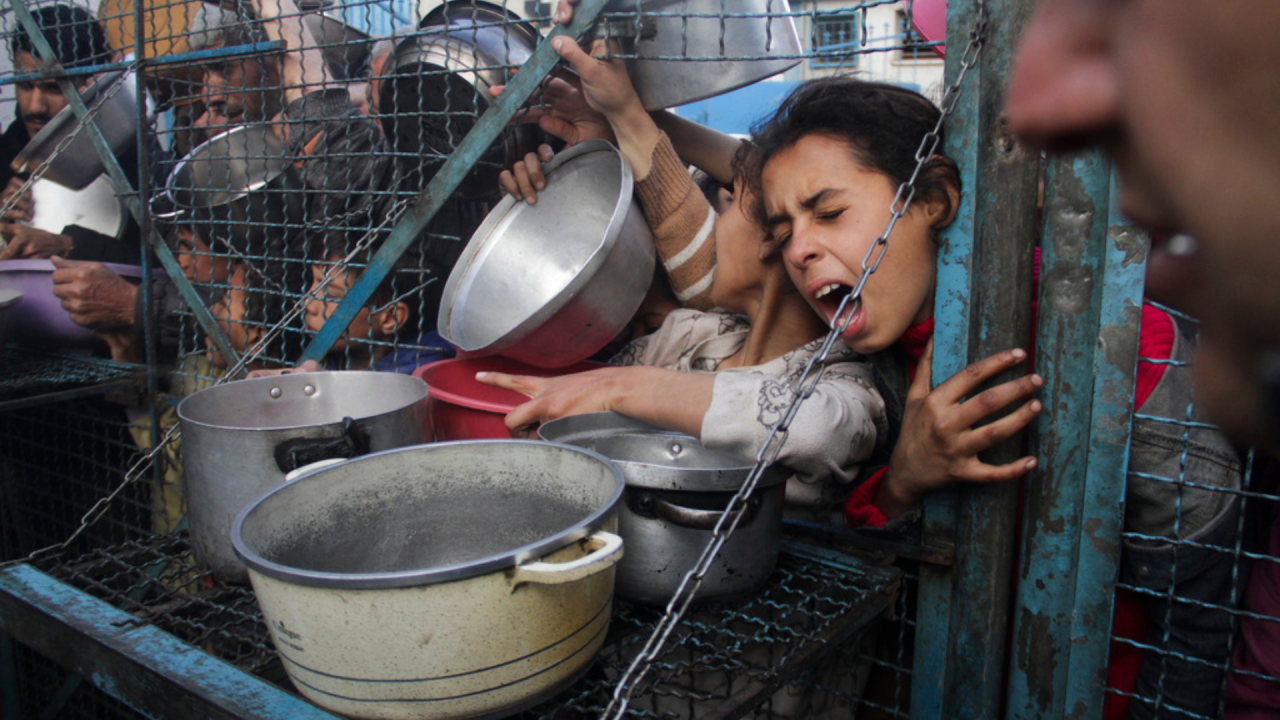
top-left (177, 372), bottom-right (429, 583)
top-left (231, 440), bottom-right (624, 720)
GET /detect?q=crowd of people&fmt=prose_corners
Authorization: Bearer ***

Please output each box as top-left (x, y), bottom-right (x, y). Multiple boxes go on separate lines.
top-left (3, 0), bottom-right (1278, 717)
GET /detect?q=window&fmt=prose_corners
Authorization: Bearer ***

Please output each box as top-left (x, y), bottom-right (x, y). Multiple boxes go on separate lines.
top-left (811, 13), bottom-right (859, 69)
top-left (897, 8), bottom-right (938, 62)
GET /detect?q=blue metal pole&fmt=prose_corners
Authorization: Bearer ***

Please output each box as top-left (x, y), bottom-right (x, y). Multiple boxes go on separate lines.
top-left (299, 0), bottom-right (612, 362)
top-left (5, 0), bottom-right (243, 372)
top-left (913, 0), bottom-right (1040, 716)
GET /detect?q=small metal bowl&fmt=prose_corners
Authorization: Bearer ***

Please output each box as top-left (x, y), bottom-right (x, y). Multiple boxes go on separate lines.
top-left (437, 140), bottom-right (656, 368)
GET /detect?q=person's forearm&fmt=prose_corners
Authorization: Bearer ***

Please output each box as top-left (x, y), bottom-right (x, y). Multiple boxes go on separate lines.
top-left (609, 366), bottom-right (713, 438)
top-left (252, 0), bottom-right (333, 103)
top-left (651, 111), bottom-right (742, 183)
top-left (605, 100), bottom-right (663, 180)
top-left (872, 471), bottom-right (922, 521)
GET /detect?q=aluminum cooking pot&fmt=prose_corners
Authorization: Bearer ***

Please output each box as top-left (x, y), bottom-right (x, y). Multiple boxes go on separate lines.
top-left (13, 70), bottom-right (145, 190)
top-left (298, 0), bottom-right (373, 78)
top-left (438, 139), bottom-right (656, 368)
top-left (595, 0), bottom-right (802, 110)
top-left (232, 440), bottom-right (624, 720)
top-left (540, 412), bottom-right (786, 606)
top-left (379, 0), bottom-right (541, 199)
top-left (166, 125), bottom-right (306, 254)
top-left (177, 372), bottom-right (428, 582)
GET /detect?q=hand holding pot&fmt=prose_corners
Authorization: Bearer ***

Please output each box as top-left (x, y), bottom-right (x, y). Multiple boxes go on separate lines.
top-left (0, 224), bottom-right (72, 259)
top-left (1, 177), bottom-right (33, 222)
top-left (49, 256), bottom-right (137, 330)
top-left (498, 143), bottom-right (556, 205)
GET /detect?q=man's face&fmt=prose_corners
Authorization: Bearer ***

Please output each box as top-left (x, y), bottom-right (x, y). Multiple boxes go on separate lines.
top-left (195, 52), bottom-right (279, 131)
top-left (13, 51), bottom-right (90, 139)
top-left (1007, 0), bottom-right (1280, 447)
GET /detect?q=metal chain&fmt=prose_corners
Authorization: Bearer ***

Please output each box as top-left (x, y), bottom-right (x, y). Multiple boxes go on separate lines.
top-left (601, 8), bottom-right (987, 718)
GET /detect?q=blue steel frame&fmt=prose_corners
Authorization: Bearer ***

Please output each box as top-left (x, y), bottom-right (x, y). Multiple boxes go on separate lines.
top-left (912, 1), bottom-right (1145, 718)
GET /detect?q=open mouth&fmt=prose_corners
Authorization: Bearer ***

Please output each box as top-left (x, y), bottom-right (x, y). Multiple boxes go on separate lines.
top-left (812, 282), bottom-right (857, 329)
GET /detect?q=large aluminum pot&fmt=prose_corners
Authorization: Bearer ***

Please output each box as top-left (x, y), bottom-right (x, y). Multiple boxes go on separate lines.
top-left (380, 0), bottom-right (541, 198)
top-left (178, 372), bottom-right (429, 583)
top-left (13, 71), bottom-right (144, 190)
top-left (540, 412), bottom-right (786, 606)
top-left (438, 139), bottom-right (655, 368)
top-left (166, 125), bottom-right (306, 254)
top-left (597, 0), bottom-right (802, 110)
top-left (231, 440), bottom-right (625, 720)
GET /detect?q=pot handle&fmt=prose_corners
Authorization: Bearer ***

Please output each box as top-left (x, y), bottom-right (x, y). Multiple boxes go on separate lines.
top-left (650, 495), bottom-right (759, 531)
top-left (273, 417), bottom-right (371, 474)
top-left (510, 531), bottom-right (624, 586)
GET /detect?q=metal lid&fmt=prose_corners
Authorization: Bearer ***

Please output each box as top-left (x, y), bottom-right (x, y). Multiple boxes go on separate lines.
top-left (539, 412), bottom-right (787, 492)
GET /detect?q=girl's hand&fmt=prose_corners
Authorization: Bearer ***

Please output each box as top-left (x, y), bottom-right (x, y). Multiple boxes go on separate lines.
top-left (876, 339), bottom-right (1043, 519)
top-left (477, 367), bottom-right (624, 437)
top-left (498, 144), bottom-right (556, 204)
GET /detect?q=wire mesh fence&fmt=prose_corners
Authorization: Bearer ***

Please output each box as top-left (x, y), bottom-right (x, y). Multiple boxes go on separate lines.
top-left (3, 1), bottom-right (1274, 719)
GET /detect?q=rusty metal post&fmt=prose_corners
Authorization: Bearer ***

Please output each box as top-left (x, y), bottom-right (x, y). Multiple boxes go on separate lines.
top-left (911, 0), bottom-right (1041, 717)
top-left (1006, 154), bottom-right (1144, 720)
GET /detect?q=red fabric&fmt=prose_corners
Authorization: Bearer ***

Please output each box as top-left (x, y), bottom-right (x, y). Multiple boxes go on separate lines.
top-left (901, 317), bottom-right (935, 382)
top-left (844, 466), bottom-right (890, 528)
top-left (1105, 589), bottom-right (1151, 720)
top-left (1134, 304), bottom-right (1175, 409)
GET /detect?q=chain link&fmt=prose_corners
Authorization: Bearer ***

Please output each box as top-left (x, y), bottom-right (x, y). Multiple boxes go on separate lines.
top-left (601, 7), bottom-right (987, 717)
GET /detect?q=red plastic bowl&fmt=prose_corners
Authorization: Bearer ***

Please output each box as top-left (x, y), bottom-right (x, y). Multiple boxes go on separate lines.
top-left (413, 357), bottom-right (606, 440)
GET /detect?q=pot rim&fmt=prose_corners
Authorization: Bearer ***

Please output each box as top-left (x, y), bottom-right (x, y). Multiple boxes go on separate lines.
top-left (437, 139), bottom-right (635, 355)
top-left (167, 125), bottom-right (294, 210)
top-left (539, 412), bottom-right (789, 491)
top-left (176, 371), bottom-right (428, 433)
top-left (230, 439), bottom-right (625, 589)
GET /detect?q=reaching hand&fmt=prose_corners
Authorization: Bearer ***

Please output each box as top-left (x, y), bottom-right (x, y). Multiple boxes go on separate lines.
top-left (876, 340), bottom-right (1043, 519)
top-left (1, 177), bottom-right (33, 222)
top-left (49, 256), bottom-right (138, 330)
top-left (477, 367), bottom-right (624, 437)
top-left (490, 69), bottom-right (615, 146)
top-left (0, 224), bottom-right (72, 259)
top-left (498, 144), bottom-right (556, 204)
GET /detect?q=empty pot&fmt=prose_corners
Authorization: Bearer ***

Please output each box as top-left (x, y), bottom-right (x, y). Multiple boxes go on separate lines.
top-left (177, 372), bottom-right (429, 582)
top-left (596, 0), bottom-right (802, 110)
top-left (437, 139), bottom-right (655, 368)
top-left (166, 125), bottom-right (306, 254)
top-left (379, 0), bottom-right (541, 199)
top-left (232, 440), bottom-right (625, 720)
top-left (540, 412), bottom-right (786, 606)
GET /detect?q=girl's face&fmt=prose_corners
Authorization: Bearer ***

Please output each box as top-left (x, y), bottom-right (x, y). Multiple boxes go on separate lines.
top-left (762, 133), bottom-right (943, 354)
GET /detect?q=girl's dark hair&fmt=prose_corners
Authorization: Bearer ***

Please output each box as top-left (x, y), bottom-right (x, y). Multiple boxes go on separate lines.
top-left (740, 77), bottom-right (960, 235)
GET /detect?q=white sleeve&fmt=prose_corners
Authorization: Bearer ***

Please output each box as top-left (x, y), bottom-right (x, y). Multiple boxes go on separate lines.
top-left (699, 360), bottom-right (883, 485)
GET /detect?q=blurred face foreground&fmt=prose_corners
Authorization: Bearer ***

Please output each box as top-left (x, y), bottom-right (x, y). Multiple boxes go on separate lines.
top-left (1007, 0), bottom-right (1280, 448)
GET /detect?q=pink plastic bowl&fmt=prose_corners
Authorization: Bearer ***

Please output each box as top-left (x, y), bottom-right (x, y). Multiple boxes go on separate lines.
top-left (413, 357), bottom-right (606, 440)
top-left (0, 259), bottom-right (144, 347)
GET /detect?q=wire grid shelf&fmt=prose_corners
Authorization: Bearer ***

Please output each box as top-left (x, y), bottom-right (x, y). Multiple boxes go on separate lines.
top-left (26, 532), bottom-right (900, 719)
top-left (0, 347), bottom-right (142, 405)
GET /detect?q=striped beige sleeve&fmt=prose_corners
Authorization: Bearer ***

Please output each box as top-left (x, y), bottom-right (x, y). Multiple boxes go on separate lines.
top-left (633, 132), bottom-right (717, 311)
